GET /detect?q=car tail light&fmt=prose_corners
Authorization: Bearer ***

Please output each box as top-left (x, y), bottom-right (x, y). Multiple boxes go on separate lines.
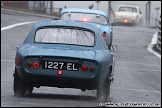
top-left (82, 17), bottom-right (89, 22)
top-left (114, 13), bottom-right (116, 17)
top-left (82, 65), bottom-right (88, 72)
top-left (124, 19), bottom-right (128, 23)
top-left (33, 62), bottom-right (40, 69)
top-left (102, 31), bottom-right (106, 41)
top-left (26, 61), bottom-right (32, 68)
top-left (57, 70), bottom-right (63, 75)
top-left (15, 55), bottom-right (21, 66)
top-left (89, 66), bottom-right (94, 72)
top-left (136, 15), bottom-right (138, 19)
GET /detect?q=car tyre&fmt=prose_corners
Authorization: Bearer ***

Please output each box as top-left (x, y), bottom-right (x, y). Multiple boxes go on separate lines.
top-left (13, 70), bottom-right (26, 97)
top-left (108, 45), bottom-right (111, 50)
top-left (97, 76), bottom-right (110, 101)
top-left (108, 35), bottom-right (113, 50)
top-left (25, 84), bottom-right (34, 96)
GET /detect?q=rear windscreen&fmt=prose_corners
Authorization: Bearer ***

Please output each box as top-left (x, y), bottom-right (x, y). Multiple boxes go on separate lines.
top-left (34, 28), bottom-right (95, 46)
top-left (118, 7), bottom-right (137, 13)
top-left (60, 13), bottom-right (108, 25)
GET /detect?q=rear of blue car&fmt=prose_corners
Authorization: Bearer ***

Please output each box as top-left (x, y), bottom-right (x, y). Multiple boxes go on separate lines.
top-left (16, 48), bottom-right (99, 90)
top-left (15, 25), bottom-right (102, 92)
top-left (14, 20), bottom-right (112, 101)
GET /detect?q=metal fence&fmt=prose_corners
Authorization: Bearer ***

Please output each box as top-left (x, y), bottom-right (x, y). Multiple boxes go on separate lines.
top-left (156, 15), bottom-right (161, 51)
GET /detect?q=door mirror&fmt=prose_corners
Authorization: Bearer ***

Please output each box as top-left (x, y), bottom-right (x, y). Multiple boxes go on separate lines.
top-left (15, 46), bottom-right (19, 50)
top-left (110, 45), bottom-right (118, 52)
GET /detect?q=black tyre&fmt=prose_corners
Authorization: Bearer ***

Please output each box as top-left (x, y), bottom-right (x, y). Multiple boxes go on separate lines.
top-left (108, 45), bottom-right (111, 50)
top-left (13, 70), bottom-right (26, 97)
top-left (25, 84), bottom-right (34, 96)
top-left (108, 34), bottom-right (112, 50)
top-left (97, 76), bottom-right (111, 101)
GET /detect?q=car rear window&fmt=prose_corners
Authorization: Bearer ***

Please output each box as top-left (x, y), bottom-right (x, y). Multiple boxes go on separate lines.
top-left (60, 13), bottom-right (108, 25)
top-left (34, 28), bottom-right (95, 46)
top-left (118, 7), bottom-right (137, 13)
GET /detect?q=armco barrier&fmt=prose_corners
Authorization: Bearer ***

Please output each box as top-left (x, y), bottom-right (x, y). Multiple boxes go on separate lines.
top-left (156, 16), bottom-right (161, 51)
top-left (1, 8), bottom-right (58, 19)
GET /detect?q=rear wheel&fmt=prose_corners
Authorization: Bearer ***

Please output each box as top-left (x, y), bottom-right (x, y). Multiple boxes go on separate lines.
top-left (97, 76), bottom-right (111, 101)
top-left (13, 70), bottom-right (26, 97)
top-left (108, 35), bottom-right (113, 50)
top-left (25, 84), bottom-right (34, 96)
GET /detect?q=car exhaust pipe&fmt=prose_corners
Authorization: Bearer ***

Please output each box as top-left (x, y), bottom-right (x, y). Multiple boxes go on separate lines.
top-left (81, 88), bottom-right (86, 91)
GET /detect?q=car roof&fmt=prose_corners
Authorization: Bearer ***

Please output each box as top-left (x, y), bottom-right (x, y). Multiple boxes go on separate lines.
top-left (24, 20), bottom-right (106, 48)
top-left (60, 8), bottom-right (108, 18)
top-left (117, 4), bottom-right (140, 9)
top-left (31, 20), bottom-right (101, 34)
top-left (24, 20), bottom-right (101, 42)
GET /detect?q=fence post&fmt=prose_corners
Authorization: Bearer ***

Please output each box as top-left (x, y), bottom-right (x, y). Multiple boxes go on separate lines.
top-left (108, 1), bottom-right (111, 22)
top-left (148, 1), bottom-right (151, 25)
top-left (146, 1), bottom-right (151, 26)
top-left (50, 1), bottom-right (53, 14)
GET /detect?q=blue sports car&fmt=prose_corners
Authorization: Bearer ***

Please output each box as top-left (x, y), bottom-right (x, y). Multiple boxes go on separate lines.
top-left (14, 20), bottom-right (115, 101)
top-left (59, 8), bottom-right (113, 49)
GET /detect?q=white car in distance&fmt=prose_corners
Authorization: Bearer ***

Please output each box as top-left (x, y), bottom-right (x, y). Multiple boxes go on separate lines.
top-left (113, 5), bottom-right (143, 25)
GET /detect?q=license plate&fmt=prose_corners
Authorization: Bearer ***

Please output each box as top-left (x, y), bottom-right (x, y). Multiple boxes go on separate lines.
top-left (42, 61), bottom-right (79, 71)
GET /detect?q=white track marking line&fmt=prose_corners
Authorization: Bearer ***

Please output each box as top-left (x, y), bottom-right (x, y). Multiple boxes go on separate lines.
top-left (147, 32), bottom-right (161, 59)
top-left (1, 22), bottom-right (35, 31)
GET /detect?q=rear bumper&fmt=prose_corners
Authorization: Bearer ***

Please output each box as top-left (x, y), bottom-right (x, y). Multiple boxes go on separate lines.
top-left (15, 66), bottom-right (99, 90)
top-left (114, 19), bottom-right (139, 24)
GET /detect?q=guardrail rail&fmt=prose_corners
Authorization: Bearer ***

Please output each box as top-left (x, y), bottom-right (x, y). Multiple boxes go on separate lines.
top-left (156, 16), bottom-right (161, 51)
